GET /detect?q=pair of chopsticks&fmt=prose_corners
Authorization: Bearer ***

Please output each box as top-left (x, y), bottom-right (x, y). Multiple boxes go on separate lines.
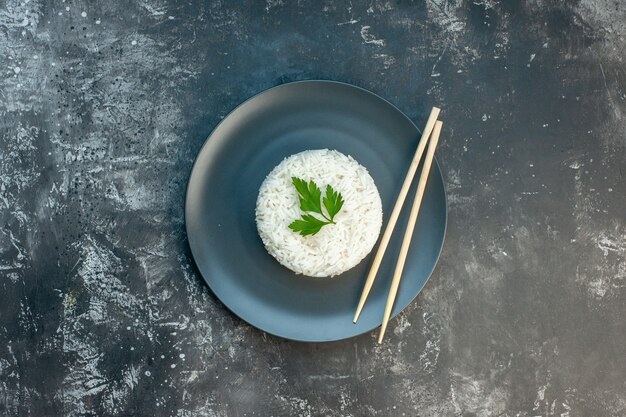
top-left (353, 107), bottom-right (443, 343)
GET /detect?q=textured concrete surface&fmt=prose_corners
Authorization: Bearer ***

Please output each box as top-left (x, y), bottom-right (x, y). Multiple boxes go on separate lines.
top-left (1, 0), bottom-right (625, 416)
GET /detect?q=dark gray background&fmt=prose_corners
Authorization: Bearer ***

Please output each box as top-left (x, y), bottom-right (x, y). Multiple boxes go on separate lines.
top-left (1, 0), bottom-right (624, 416)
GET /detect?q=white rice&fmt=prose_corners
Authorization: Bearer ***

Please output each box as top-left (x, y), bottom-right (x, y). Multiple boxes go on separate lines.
top-left (255, 149), bottom-right (383, 277)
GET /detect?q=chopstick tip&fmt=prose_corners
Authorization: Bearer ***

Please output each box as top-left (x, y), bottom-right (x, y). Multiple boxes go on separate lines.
top-left (378, 322), bottom-right (388, 343)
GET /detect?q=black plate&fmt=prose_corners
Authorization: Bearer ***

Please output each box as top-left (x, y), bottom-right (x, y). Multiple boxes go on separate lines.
top-left (185, 80), bottom-right (447, 342)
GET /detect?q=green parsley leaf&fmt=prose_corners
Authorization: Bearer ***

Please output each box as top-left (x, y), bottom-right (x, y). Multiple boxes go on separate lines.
top-left (288, 214), bottom-right (328, 236)
top-left (288, 177), bottom-right (345, 236)
top-left (323, 184), bottom-right (344, 221)
top-left (292, 177), bottom-right (322, 214)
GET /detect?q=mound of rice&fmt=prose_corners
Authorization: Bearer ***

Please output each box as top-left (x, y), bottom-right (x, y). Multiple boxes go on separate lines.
top-left (255, 149), bottom-right (383, 277)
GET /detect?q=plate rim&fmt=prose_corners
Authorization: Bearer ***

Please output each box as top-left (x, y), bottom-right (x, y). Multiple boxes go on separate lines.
top-left (185, 79), bottom-right (448, 342)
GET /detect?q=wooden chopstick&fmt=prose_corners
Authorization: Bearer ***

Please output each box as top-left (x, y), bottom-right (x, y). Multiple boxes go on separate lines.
top-left (353, 107), bottom-right (441, 323)
top-left (378, 120), bottom-right (443, 343)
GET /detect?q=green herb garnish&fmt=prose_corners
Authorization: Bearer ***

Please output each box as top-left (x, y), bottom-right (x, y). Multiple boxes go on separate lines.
top-left (288, 177), bottom-right (344, 236)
